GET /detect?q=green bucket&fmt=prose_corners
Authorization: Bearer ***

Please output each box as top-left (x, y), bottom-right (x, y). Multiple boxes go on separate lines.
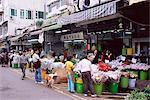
top-left (109, 82), bottom-right (118, 94)
top-left (122, 48), bottom-right (127, 56)
top-left (120, 77), bottom-right (128, 88)
top-left (13, 64), bottom-right (18, 68)
top-left (139, 70), bottom-right (148, 80)
top-left (94, 83), bottom-right (103, 95)
top-left (75, 83), bottom-right (83, 94)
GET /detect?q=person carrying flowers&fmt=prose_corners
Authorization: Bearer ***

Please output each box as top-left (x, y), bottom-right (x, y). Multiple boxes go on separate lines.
top-left (65, 56), bottom-right (75, 93)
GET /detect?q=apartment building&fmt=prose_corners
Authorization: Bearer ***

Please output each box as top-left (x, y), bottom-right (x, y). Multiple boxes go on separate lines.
top-left (0, 0), bottom-right (47, 40)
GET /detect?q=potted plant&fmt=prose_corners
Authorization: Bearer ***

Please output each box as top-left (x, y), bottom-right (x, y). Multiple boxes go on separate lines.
top-left (120, 72), bottom-right (129, 88)
top-left (128, 72), bottom-right (138, 89)
top-left (108, 71), bottom-right (121, 94)
top-left (92, 73), bottom-right (108, 95)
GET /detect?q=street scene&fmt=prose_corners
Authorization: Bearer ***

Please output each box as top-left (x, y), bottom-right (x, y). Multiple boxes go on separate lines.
top-left (0, 0), bottom-right (150, 100)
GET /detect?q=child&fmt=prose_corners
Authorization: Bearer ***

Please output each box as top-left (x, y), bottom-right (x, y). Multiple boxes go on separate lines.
top-left (65, 56), bottom-right (75, 93)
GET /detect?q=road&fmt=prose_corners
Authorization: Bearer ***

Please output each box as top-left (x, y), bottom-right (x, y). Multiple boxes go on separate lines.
top-left (0, 67), bottom-right (75, 100)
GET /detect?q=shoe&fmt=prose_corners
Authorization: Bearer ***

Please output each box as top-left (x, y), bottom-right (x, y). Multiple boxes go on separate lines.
top-left (91, 94), bottom-right (97, 98)
top-left (39, 81), bottom-right (44, 84)
top-left (22, 78), bottom-right (24, 80)
top-left (35, 81), bottom-right (38, 84)
top-left (84, 94), bottom-right (88, 97)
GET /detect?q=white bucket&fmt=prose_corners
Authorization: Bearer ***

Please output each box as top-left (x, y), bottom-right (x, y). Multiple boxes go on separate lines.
top-left (129, 79), bottom-right (136, 89)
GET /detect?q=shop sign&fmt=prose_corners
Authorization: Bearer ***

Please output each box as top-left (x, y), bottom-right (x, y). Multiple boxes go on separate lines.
top-left (61, 32), bottom-right (84, 41)
top-left (58, 0), bottom-right (118, 25)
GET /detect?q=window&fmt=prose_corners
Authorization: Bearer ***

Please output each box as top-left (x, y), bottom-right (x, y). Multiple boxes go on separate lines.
top-left (26, 10), bottom-right (32, 19)
top-left (20, 9), bottom-right (24, 19)
top-left (59, 0), bottom-right (67, 6)
top-left (36, 11), bottom-right (44, 19)
top-left (47, 1), bottom-right (59, 13)
top-left (10, 9), bottom-right (17, 16)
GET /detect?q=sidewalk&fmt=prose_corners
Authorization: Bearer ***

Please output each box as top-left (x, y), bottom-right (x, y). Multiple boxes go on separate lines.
top-left (12, 68), bottom-right (128, 100)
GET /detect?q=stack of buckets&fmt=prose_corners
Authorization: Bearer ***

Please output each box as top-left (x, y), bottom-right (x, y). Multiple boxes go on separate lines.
top-left (75, 78), bottom-right (83, 93)
top-left (122, 48), bottom-right (133, 56)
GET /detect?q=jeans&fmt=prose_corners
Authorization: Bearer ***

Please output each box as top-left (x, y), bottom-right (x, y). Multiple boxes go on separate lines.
top-left (67, 74), bottom-right (74, 92)
top-left (35, 67), bottom-right (42, 82)
top-left (20, 63), bottom-right (26, 78)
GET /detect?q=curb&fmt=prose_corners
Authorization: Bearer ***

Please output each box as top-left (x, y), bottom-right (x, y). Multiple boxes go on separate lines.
top-left (10, 68), bottom-right (87, 100)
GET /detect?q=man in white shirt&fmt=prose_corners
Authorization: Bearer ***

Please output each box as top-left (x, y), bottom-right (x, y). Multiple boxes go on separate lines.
top-left (32, 49), bottom-right (43, 84)
top-left (78, 54), bottom-right (96, 97)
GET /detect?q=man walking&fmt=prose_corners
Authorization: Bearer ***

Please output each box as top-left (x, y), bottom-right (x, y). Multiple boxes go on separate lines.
top-left (19, 51), bottom-right (28, 80)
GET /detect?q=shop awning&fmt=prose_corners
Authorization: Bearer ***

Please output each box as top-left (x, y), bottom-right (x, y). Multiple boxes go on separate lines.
top-left (42, 24), bottom-right (62, 31)
top-left (58, 0), bottom-right (120, 25)
top-left (119, 1), bottom-right (149, 26)
top-left (9, 33), bottom-right (26, 41)
top-left (30, 29), bottom-right (43, 35)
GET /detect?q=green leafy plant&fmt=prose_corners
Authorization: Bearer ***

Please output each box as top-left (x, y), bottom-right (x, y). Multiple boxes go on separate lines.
top-left (36, 20), bottom-right (43, 27)
top-left (126, 90), bottom-right (148, 100)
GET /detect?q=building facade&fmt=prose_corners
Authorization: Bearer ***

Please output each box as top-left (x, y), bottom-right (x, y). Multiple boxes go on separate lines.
top-left (0, 0), bottom-right (47, 40)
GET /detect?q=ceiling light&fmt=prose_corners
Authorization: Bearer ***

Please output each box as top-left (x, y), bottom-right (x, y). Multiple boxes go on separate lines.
top-left (55, 31), bottom-right (61, 33)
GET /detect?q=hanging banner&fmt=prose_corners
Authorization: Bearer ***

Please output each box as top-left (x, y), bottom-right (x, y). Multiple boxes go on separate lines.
top-left (38, 32), bottom-right (44, 43)
top-left (61, 32), bottom-right (84, 41)
top-left (58, 0), bottom-right (118, 25)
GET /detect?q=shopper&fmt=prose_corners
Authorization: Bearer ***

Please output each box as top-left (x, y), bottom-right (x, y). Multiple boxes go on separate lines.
top-left (78, 54), bottom-right (96, 97)
top-left (19, 51), bottom-right (28, 80)
top-left (65, 56), bottom-right (75, 93)
top-left (32, 49), bottom-right (43, 84)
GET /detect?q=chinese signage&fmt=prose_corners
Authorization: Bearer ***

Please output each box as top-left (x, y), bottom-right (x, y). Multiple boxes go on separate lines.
top-left (61, 32), bottom-right (84, 41)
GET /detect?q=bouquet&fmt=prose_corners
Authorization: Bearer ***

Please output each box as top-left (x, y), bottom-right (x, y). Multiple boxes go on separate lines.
top-left (129, 72), bottom-right (138, 79)
top-left (92, 72), bottom-right (108, 84)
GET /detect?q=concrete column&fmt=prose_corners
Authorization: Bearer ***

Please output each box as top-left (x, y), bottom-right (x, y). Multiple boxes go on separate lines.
top-left (137, 42), bottom-right (140, 55)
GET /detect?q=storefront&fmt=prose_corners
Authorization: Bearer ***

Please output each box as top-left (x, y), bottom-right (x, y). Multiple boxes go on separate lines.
top-left (60, 31), bottom-right (86, 58)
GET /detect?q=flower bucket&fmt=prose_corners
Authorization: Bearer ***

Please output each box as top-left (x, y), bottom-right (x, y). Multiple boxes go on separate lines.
top-left (13, 63), bottom-right (18, 68)
top-left (94, 83), bottom-right (103, 95)
top-left (42, 69), bottom-right (46, 80)
top-left (75, 83), bottom-right (83, 94)
top-left (120, 77), bottom-right (128, 88)
top-left (128, 79), bottom-right (136, 89)
top-left (109, 82), bottom-right (118, 94)
top-left (139, 70), bottom-right (148, 80)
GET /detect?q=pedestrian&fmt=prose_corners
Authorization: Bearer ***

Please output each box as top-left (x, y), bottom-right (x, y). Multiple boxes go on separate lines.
top-left (19, 51), bottom-right (28, 80)
top-left (65, 56), bottom-right (75, 93)
top-left (32, 48), bottom-right (43, 84)
top-left (78, 54), bottom-right (96, 97)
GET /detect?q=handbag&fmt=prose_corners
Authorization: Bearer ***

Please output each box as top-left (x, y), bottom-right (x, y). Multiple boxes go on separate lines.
top-left (33, 60), bottom-right (41, 69)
